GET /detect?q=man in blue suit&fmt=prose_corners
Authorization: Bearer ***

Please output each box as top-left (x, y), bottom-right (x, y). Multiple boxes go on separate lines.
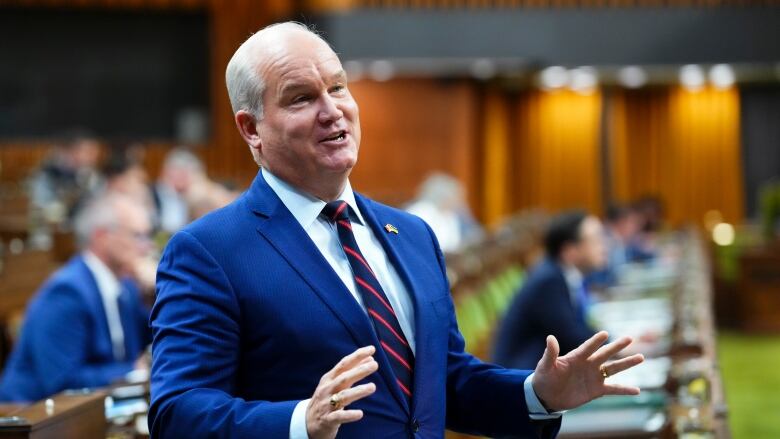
top-left (493, 211), bottom-right (607, 370)
top-left (149, 22), bottom-right (644, 439)
top-left (0, 193), bottom-right (153, 402)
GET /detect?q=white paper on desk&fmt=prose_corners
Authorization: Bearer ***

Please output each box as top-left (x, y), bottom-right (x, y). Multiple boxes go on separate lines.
top-left (590, 298), bottom-right (674, 337)
top-left (605, 357), bottom-right (671, 390)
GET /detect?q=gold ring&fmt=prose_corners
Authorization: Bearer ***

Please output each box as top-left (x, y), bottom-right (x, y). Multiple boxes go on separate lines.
top-left (329, 393), bottom-right (341, 409)
top-left (600, 365), bottom-right (610, 379)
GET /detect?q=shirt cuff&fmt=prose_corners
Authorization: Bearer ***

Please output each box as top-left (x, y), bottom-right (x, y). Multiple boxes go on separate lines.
top-left (524, 373), bottom-right (565, 420)
top-left (289, 398), bottom-right (311, 439)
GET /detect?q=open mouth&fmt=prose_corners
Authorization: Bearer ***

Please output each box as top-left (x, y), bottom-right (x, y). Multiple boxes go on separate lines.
top-left (321, 130), bottom-right (347, 143)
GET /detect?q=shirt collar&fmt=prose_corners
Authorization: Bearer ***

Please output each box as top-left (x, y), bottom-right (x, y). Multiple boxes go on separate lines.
top-left (560, 263), bottom-right (584, 292)
top-left (261, 167), bottom-right (364, 231)
top-left (82, 250), bottom-right (122, 300)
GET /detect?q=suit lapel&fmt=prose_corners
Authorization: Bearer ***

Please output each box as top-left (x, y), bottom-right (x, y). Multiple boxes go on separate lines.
top-left (246, 173), bottom-right (410, 413)
top-left (355, 195), bottom-right (436, 414)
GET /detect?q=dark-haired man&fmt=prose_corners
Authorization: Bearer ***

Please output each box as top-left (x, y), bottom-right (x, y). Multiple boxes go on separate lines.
top-left (494, 211), bottom-right (608, 370)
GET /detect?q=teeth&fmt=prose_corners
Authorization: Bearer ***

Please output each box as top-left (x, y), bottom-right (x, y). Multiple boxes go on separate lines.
top-left (326, 131), bottom-right (345, 141)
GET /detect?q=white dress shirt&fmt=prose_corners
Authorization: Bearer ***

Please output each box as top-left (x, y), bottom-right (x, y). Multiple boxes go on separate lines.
top-left (405, 200), bottom-right (463, 253)
top-left (82, 251), bottom-right (125, 361)
top-left (258, 169), bottom-right (559, 439)
top-left (155, 182), bottom-right (190, 233)
top-left (562, 264), bottom-right (585, 308)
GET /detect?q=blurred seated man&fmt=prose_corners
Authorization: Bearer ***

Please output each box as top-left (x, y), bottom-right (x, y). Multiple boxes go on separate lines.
top-left (405, 173), bottom-right (483, 253)
top-left (102, 147), bottom-right (155, 217)
top-left (586, 204), bottom-right (642, 288)
top-left (187, 177), bottom-right (239, 220)
top-left (0, 193), bottom-right (154, 402)
top-left (628, 195), bottom-right (664, 262)
top-left (152, 147), bottom-right (204, 234)
top-left (28, 129), bottom-right (102, 222)
top-left (493, 211), bottom-right (607, 369)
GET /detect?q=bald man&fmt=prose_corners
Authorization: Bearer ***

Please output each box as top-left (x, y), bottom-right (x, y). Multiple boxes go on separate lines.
top-left (0, 193), bottom-right (153, 402)
top-left (149, 22), bottom-right (644, 439)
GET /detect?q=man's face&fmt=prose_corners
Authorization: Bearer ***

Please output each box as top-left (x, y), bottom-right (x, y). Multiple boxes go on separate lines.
top-left (70, 139), bottom-right (101, 169)
top-left (573, 216), bottom-right (608, 272)
top-left (104, 202), bottom-right (153, 276)
top-left (253, 32), bottom-right (361, 185)
top-left (166, 167), bottom-right (195, 194)
top-left (613, 212), bottom-right (641, 241)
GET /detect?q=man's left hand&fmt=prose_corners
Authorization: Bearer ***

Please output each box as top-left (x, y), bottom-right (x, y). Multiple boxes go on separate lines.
top-left (531, 331), bottom-right (644, 411)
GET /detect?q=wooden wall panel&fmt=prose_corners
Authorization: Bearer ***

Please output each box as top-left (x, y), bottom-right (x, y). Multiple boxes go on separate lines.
top-left (610, 86), bottom-right (744, 226)
top-left (0, 2), bottom-right (485, 212)
top-left (347, 78), bottom-right (480, 209)
top-left (0, 0), bottom-right (294, 190)
top-left (513, 89), bottom-right (604, 215)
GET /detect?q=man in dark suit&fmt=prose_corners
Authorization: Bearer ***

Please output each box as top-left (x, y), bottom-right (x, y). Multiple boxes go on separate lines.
top-left (149, 22), bottom-right (644, 439)
top-left (493, 211), bottom-right (608, 370)
top-left (0, 193), bottom-right (153, 402)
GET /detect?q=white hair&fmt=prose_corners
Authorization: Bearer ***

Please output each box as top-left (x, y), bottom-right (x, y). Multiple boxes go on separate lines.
top-left (163, 147), bottom-right (204, 174)
top-left (225, 22), bottom-right (328, 165)
top-left (417, 173), bottom-right (464, 205)
top-left (73, 192), bottom-right (133, 249)
top-left (225, 21), bottom-right (324, 120)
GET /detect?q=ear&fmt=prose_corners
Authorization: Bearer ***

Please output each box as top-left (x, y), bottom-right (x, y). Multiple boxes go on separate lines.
top-left (235, 110), bottom-right (263, 155)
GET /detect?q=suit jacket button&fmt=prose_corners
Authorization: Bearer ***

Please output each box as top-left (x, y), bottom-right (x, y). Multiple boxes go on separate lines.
top-left (411, 419), bottom-right (420, 432)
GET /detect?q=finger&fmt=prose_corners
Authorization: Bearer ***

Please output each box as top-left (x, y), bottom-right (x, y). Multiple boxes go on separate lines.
top-left (589, 336), bottom-right (633, 363)
top-left (603, 354), bottom-right (644, 376)
top-left (537, 335), bottom-right (560, 370)
top-left (323, 346), bottom-right (376, 381)
top-left (328, 359), bottom-right (379, 393)
top-left (333, 382), bottom-right (376, 408)
top-left (603, 384), bottom-right (641, 396)
top-left (324, 409), bottom-right (364, 425)
top-left (569, 331), bottom-right (609, 359)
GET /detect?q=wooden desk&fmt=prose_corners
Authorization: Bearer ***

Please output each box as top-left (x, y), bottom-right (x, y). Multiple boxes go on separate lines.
top-left (0, 391), bottom-right (106, 439)
top-left (737, 245), bottom-right (780, 332)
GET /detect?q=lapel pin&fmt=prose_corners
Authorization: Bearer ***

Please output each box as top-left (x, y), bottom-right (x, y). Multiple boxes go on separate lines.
top-left (384, 224), bottom-right (399, 234)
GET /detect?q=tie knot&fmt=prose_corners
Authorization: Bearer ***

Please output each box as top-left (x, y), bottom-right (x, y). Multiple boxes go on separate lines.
top-left (322, 200), bottom-right (350, 223)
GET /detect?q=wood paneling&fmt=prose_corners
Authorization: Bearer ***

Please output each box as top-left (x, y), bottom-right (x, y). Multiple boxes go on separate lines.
top-left (610, 86), bottom-right (744, 226)
top-left (0, 3), bottom-right (486, 214)
top-left (0, 0), bottom-right (294, 189)
top-left (347, 78), bottom-right (480, 208)
top-left (513, 89), bottom-right (604, 215)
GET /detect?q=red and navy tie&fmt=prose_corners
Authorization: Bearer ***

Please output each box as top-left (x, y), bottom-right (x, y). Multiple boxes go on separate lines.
top-left (322, 200), bottom-right (414, 402)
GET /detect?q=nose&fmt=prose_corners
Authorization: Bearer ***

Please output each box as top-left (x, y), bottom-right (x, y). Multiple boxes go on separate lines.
top-left (317, 94), bottom-right (344, 125)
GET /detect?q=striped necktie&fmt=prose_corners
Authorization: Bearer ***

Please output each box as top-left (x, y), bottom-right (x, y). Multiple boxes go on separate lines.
top-left (321, 200), bottom-right (414, 402)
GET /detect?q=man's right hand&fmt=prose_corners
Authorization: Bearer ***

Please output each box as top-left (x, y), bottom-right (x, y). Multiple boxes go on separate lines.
top-left (306, 346), bottom-right (378, 439)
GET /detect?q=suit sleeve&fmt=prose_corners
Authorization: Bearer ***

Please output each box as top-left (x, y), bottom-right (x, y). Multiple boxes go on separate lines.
top-left (27, 285), bottom-right (134, 394)
top-left (148, 231), bottom-right (299, 439)
top-left (422, 223), bottom-right (561, 439)
top-left (529, 279), bottom-right (595, 358)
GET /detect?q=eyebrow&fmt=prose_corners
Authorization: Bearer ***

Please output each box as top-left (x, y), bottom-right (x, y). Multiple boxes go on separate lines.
top-left (279, 82), bottom-right (312, 98)
top-left (279, 70), bottom-right (348, 98)
top-left (331, 70), bottom-right (347, 83)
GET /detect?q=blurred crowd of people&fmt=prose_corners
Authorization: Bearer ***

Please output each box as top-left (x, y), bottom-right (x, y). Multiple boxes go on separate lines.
top-left (404, 173), bottom-right (483, 254)
top-left (27, 130), bottom-right (238, 248)
top-left (0, 130), bottom-right (238, 402)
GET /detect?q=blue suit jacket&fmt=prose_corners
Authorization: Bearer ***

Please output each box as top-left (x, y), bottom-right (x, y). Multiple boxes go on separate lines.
top-left (0, 255), bottom-right (151, 402)
top-left (493, 259), bottom-right (596, 370)
top-left (149, 171), bottom-right (560, 439)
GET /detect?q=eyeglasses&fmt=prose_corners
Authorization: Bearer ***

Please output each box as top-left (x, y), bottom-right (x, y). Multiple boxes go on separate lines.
top-left (111, 226), bottom-right (153, 244)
